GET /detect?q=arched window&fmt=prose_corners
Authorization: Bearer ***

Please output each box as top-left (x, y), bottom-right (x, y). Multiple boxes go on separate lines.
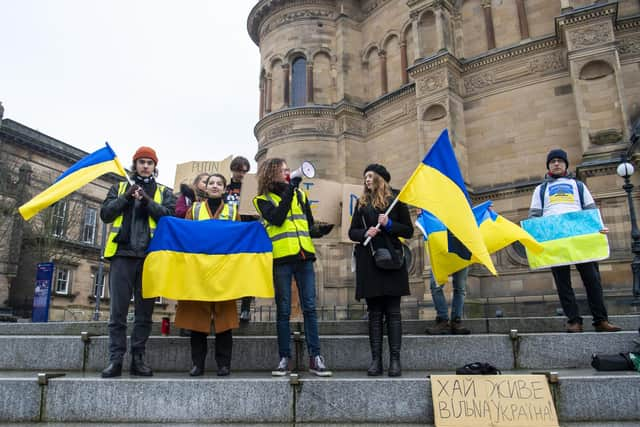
top-left (291, 57), bottom-right (307, 107)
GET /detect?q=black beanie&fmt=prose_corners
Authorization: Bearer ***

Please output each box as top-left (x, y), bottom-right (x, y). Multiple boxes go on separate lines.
top-left (364, 163), bottom-right (391, 183)
top-left (546, 149), bottom-right (569, 169)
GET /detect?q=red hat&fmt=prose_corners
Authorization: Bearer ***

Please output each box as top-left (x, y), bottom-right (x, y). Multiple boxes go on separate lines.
top-left (133, 146), bottom-right (158, 164)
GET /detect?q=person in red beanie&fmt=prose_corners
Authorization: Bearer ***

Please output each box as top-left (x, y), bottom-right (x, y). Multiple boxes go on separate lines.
top-left (100, 146), bottom-right (176, 378)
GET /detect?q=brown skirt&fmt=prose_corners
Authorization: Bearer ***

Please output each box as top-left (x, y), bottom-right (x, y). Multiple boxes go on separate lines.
top-left (174, 300), bottom-right (239, 334)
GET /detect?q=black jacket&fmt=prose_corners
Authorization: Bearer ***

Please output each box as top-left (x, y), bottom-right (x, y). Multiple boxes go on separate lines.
top-left (100, 181), bottom-right (176, 258)
top-left (348, 197), bottom-right (413, 300)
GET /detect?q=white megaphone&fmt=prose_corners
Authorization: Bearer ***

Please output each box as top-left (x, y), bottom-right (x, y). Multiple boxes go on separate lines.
top-left (289, 161), bottom-right (316, 180)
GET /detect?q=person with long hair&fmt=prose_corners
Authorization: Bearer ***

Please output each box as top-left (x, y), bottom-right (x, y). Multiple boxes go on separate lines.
top-left (175, 172), bottom-right (209, 218)
top-left (174, 173), bottom-right (240, 376)
top-left (253, 158), bottom-right (332, 377)
top-left (348, 164), bottom-right (413, 377)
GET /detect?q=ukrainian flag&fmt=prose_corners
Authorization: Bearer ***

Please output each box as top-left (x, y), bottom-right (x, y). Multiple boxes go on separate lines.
top-left (19, 143), bottom-right (127, 220)
top-left (416, 201), bottom-right (543, 285)
top-left (521, 209), bottom-right (609, 270)
top-left (398, 129), bottom-right (496, 277)
top-left (142, 217), bottom-right (274, 301)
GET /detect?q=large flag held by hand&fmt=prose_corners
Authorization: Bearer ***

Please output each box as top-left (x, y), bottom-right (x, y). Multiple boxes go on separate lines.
top-left (416, 201), bottom-right (543, 284)
top-left (142, 217), bottom-right (275, 301)
top-left (397, 129), bottom-right (496, 277)
top-left (19, 143), bottom-right (127, 220)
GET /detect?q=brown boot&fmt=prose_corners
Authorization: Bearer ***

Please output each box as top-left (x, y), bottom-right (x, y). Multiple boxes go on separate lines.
top-left (566, 321), bottom-right (583, 333)
top-left (450, 319), bottom-right (471, 335)
top-left (594, 320), bottom-right (622, 332)
top-left (426, 318), bottom-right (450, 335)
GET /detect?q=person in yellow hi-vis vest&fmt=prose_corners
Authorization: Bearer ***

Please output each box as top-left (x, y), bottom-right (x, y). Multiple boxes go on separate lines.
top-left (174, 173), bottom-right (239, 377)
top-left (100, 147), bottom-right (175, 378)
top-left (254, 158), bottom-right (333, 377)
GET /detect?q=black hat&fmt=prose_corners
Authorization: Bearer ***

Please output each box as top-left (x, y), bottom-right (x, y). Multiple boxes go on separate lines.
top-left (364, 163), bottom-right (391, 183)
top-left (546, 149), bottom-right (568, 169)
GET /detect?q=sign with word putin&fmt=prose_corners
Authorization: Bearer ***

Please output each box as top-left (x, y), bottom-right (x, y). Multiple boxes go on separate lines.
top-left (431, 375), bottom-right (559, 427)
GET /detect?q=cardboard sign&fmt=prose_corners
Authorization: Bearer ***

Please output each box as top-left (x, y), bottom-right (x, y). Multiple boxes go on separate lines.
top-left (340, 183), bottom-right (363, 242)
top-left (173, 156), bottom-right (233, 191)
top-left (431, 375), bottom-right (559, 427)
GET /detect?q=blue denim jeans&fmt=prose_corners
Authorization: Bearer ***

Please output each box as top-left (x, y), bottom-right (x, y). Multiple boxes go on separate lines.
top-left (429, 267), bottom-right (468, 321)
top-left (274, 261), bottom-right (321, 358)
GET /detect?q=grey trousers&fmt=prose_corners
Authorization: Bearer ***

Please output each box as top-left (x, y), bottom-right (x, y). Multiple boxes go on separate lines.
top-left (108, 256), bottom-right (155, 363)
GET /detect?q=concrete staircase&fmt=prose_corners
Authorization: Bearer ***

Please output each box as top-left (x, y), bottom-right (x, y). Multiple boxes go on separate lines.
top-left (0, 316), bottom-right (638, 424)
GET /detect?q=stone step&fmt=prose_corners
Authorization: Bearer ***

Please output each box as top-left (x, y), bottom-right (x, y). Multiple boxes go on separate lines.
top-left (1, 332), bottom-right (638, 372)
top-left (0, 315), bottom-right (639, 336)
top-left (1, 370), bottom-right (638, 423)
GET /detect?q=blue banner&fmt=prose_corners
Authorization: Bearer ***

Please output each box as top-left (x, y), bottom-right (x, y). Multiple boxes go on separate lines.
top-left (32, 262), bottom-right (54, 322)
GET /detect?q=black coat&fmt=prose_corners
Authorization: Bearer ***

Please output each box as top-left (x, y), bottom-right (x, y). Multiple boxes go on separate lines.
top-left (348, 197), bottom-right (413, 300)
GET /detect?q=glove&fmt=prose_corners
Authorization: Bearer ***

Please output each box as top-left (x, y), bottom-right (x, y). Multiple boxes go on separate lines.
top-left (319, 224), bottom-right (334, 236)
top-left (290, 176), bottom-right (302, 189)
top-left (139, 188), bottom-right (153, 204)
top-left (124, 184), bottom-right (139, 200)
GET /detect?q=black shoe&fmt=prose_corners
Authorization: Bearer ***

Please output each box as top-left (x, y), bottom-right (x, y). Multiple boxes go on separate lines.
top-left (239, 310), bottom-right (251, 322)
top-left (217, 366), bottom-right (230, 376)
top-left (101, 362), bottom-right (122, 378)
top-left (189, 365), bottom-right (204, 377)
top-left (130, 353), bottom-right (153, 377)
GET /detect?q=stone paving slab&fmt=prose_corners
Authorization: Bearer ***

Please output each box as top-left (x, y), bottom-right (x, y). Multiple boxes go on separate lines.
top-left (0, 378), bottom-right (41, 422)
top-left (0, 336), bottom-right (84, 370)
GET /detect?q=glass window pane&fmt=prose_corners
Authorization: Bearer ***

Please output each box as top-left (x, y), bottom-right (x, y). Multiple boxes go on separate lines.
top-left (291, 57), bottom-right (307, 107)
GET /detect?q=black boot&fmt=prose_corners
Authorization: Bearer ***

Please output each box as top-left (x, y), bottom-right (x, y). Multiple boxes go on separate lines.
top-left (190, 331), bottom-right (208, 376)
top-left (367, 311), bottom-right (383, 376)
top-left (101, 361), bottom-right (122, 378)
top-left (130, 353), bottom-right (153, 376)
top-left (215, 330), bottom-right (232, 376)
top-left (387, 312), bottom-right (402, 377)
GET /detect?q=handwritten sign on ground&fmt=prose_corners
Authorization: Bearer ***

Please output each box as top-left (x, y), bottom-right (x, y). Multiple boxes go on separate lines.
top-left (431, 375), bottom-right (559, 427)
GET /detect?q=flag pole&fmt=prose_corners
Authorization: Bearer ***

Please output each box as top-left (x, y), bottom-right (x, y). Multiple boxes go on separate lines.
top-left (363, 195), bottom-right (400, 247)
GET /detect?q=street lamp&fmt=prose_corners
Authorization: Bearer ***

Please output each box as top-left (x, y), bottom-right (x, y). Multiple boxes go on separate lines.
top-left (616, 161), bottom-right (640, 304)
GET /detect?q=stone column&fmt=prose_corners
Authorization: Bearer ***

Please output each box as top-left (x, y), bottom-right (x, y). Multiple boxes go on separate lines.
top-left (307, 63), bottom-right (314, 104)
top-left (259, 80), bottom-right (265, 119)
top-left (283, 64), bottom-right (290, 107)
top-left (412, 16), bottom-right (422, 61)
top-left (516, 0), bottom-right (530, 39)
top-left (379, 50), bottom-right (388, 95)
top-left (265, 75), bottom-right (272, 114)
top-left (400, 41), bottom-right (409, 84)
top-left (434, 9), bottom-right (445, 51)
top-left (482, 0), bottom-right (496, 50)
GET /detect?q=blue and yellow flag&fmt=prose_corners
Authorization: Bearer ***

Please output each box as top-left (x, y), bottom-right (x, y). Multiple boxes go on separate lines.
top-left (416, 201), bottom-right (543, 285)
top-left (397, 129), bottom-right (496, 277)
top-left (521, 209), bottom-right (608, 270)
top-left (19, 143), bottom-right (127, 220)
top-left (142, 217), bottom-right (274, 301)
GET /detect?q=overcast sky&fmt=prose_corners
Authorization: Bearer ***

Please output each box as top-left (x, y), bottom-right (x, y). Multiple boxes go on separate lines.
top-left (0, 0), bottom-right (260, 185)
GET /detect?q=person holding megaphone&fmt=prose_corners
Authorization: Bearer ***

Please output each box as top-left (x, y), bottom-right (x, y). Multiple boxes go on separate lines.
top-left (253, 158), bottom-right (333, 377)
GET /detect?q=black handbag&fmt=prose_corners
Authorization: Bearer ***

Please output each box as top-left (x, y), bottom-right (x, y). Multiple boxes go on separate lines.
top-left (591, 353), bottom-right (635, 371)
top-left (363, 217), bottom-right (404, 270)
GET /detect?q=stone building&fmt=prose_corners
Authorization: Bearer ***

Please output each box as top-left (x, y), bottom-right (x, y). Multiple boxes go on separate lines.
top-left (247, 0), bottom-right (640, 314)
top-left (0, 112), bottom-right (175, 320)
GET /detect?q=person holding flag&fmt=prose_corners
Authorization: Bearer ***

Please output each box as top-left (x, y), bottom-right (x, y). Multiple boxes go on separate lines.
top-left (100, 146), bottom-right (175, 378)
top-left (528, 148), bottom-right (621, 333)
top-left (348, 164), bottom-right (413, 377)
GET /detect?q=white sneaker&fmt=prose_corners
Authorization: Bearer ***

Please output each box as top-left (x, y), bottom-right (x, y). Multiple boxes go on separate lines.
top-left (271, 357), bottom-right (290, 376)
top-left (309, 355), bottom-right (333, 377)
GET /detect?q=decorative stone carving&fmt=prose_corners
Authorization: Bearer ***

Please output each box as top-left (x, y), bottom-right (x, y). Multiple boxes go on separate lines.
top-left (267, 123), bottom-right (294, 139)
top-left (339, 117), bottom-right (365, 136)
top-left (618, 37), bottom-right (640, 55)
top-left (446, 70), bottom-right (459, 94)
top-left (417, 70), bottom-right (445, 95)
top-left (260, 9), bottom-right (335, 39)
top-left (463, 72), bottom-right (495, 95)
top-left (567, 22), bottom-right (613, 50)
top-left (529, 51), bottom-right (565, 73)
top-left (315, 120), bottom-right (335, 134)
top-left (589, 129), bottom-right (622, 145)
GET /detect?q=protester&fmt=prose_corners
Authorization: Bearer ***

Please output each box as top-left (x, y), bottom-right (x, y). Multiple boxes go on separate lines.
top-left (225, 156), bottom-right (255, 322)
top-left (100, 146), bottom-right (176, 378)
top-left (426, 267), bottom-right (470, 335)
top-left (174, 173), bottom-right (239, 376)
top-left (175, 172), bottom-right (209, 218)
top-left (528, 148), bottom-right (621, 333)
top-left (253, 158), bottom-right (332, 377)
top-left (348, 164), bottom-right (413, 377)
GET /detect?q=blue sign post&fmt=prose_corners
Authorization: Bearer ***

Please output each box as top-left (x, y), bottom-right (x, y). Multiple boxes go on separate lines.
top-left (32, 262), bottom-right (54, 322)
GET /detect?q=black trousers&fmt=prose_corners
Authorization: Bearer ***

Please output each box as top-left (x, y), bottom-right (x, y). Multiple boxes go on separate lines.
top-left (108, 256), bottom-right (155, 363)
top-left (365, 296), bottom-right (401, 319)
top-left (551, 261), bottom-right (608, 325)
top-left (190, 330), bottom-right (233, 369)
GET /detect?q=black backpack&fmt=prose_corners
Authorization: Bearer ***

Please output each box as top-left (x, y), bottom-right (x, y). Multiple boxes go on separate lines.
top-left (456, 362), bottom-right (501, 375)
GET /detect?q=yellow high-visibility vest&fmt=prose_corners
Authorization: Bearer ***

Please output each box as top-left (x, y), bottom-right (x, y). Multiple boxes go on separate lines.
top-left (103, 182), bottom-right (164, 258)
top-left (190, 200), bottom-right (236, 222)
top-left (253, 190), bottom-right (315, 259)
